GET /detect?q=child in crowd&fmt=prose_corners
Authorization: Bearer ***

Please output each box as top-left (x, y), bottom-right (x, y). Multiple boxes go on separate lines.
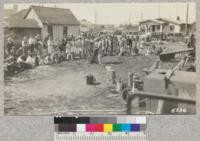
top-left (66, 42), bottom-right (73, 60)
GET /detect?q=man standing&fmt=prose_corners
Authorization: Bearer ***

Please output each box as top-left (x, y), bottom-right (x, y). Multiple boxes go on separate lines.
top-left (28, 36), bottom-right (35, 53)
top-left (6, 37), bottom-right (14, 56)
top-left (47, 36), bottom-right (54, 62)
top-left (127, 36), bottom-right (132, 55)
top-left (98, 38), bottom-right (104, 64)
top-left (22, 36), bottom-right (28, 54)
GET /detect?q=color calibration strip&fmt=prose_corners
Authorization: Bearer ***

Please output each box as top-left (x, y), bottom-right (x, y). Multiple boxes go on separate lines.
top-left (55, 123), bottom-right (143, 132)
top-left (54, 116), bottom-right (147, 141)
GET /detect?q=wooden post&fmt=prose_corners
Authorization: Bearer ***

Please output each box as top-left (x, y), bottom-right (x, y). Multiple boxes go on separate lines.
top-left (128, 72), bottom-right (133, 88)
top-left (111, 70), bottom-right (116, 85)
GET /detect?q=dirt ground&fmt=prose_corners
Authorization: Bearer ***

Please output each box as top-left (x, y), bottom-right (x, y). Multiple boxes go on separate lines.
top-left (4, 55), bottom-right (156, 115)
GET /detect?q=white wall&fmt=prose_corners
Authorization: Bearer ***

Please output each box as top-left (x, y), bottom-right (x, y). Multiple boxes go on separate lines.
top-left (163, 23), bottom-right (181, 34)
top-left (25, 8), bottom-right (43, 27)
top-left (41, 25), bottom-right (79, 40)
top-left (174, 24), bottom-right (181, 33)
top-left (68, 26), bottom-right (80, 37)
top-left (139, 22), bottom-right (162, 33)
top-left (25, 8), bottom-right (47, 39)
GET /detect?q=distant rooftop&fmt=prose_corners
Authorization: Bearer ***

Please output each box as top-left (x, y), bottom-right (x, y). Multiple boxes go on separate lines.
top-left (140, 17), bottom-right (194, 25)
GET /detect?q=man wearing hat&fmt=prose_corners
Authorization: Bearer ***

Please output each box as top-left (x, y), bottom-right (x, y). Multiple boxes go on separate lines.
top-left (6, 37), bottom-right (14, 56)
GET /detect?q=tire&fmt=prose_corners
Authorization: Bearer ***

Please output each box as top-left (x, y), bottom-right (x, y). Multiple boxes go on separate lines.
top-left (121, 87), bottom-right (131, 102)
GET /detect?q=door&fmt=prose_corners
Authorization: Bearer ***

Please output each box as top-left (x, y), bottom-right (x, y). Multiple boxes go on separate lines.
top-left (48, 25), bottom-right (53, 38)
top-left (63, 26), bottom-right (68, 36)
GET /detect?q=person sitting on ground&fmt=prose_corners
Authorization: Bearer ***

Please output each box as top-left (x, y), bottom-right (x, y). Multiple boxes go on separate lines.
top-left (17, 53), bottom-right (32, 70)
top-left (6, 37), bottom-right (14, 56)
top-left (9, 46), bottom-right (17, 60)
top-left (145, 47), bottom-right (151, 56)
top-left (26, 52), bottom-right (35, 68)
top-left (4, 55), bottom-right (18, 74)
top-left (44, 54), bottom-right (52, 65)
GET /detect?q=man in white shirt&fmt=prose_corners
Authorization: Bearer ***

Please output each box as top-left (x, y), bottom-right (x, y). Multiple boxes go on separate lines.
top-left (26, 52), bottom-right (35, 67)
top-left (28, 36), bottom-right (35, 53)
top-left (22, 36), bottom-right (28, 54)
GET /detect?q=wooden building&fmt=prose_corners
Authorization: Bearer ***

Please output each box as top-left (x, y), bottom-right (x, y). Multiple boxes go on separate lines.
top-left (4, 5), bottom-right (80, 41)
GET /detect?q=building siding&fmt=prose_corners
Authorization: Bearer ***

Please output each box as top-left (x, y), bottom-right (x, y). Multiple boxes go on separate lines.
top-left (41, 25), bottom-right (48, 40)
top-left (25, 8), bottom-right (80, 39)
top-left (53, 25), bottom-right (63, 41)
top-left (140, 22), bottom-right (181, 34)
top-left (68, 26), bottom-right (80, 37)
top-left (174, 24), bottom-right (181, 33)
top-left (162, 23), bottom-right (181, 34)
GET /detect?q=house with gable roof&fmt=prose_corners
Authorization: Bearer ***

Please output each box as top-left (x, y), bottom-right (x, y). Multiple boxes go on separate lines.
top-left (4, 5), bottom-right (80, 42)
top-left (24, 5), bottom-right (80, 40)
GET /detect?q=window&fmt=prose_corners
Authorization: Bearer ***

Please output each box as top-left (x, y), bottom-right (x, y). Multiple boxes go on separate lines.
top-left (48, 25), bottom-right (53, 37)
top-left (63, 26), bottom-right (68, 36)
top-left (152, 25), bottom-right (155, 32)
top-left (170, 25), bottom-right (174, 31)
top-left (157, 25), bottom-right (160, 30)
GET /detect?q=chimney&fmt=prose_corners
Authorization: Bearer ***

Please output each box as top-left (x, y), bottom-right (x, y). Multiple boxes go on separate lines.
top-left (177, 16), bottom-right (180, 21)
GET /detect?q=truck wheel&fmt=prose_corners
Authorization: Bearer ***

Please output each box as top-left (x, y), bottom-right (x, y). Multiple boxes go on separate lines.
top-left (121, 88), bottom-right (130, 102)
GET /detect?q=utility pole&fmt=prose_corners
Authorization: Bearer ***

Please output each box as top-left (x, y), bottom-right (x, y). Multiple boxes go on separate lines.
top-left (129, 13), bottom-right (131, 25)
top-left (185, 3), bottom-right (189, 35)
top-left (95, 9), bottom-right (97, 25)
top-left (141, 13), bottom-right (143, 21)
top-left (158, 3), bottom-right (161, 18)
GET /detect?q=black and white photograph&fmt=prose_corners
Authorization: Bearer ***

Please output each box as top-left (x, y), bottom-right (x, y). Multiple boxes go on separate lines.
top-left (4, 2), bottom-right (196, 115)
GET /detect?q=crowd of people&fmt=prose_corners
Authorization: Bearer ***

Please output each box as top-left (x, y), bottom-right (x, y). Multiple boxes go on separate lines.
top-left (3, 32), bottom-right (173, 76)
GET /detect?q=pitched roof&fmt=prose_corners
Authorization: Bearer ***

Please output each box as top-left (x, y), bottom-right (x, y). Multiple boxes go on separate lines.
top-left (13, 9), bottom-right (29, 19)
top-left (25, 6), bottom-right (80, 26)
top-left (156, 18), bottom-right (182, 25)
top-left (4, 18), bottom-right (41, 29)
top-left (80, 19), bottom-right (93, 26)
top-left (139, 19), bottom-right (165, 25)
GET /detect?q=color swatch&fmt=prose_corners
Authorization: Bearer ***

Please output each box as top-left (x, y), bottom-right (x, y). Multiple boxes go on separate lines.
top-left (54, 116), bottom-right (146, 132)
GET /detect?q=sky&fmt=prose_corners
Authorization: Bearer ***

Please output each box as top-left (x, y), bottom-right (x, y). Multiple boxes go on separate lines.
top-left (4, 2), bottom-right (196, 26)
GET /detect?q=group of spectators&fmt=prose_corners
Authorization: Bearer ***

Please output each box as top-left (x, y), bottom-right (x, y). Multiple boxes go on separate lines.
top-left (4, 32), bottom-right (164, 76)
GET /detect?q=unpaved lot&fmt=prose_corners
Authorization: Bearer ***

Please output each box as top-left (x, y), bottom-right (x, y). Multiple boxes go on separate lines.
top-left (5, 55), bottom-right (157, 115)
